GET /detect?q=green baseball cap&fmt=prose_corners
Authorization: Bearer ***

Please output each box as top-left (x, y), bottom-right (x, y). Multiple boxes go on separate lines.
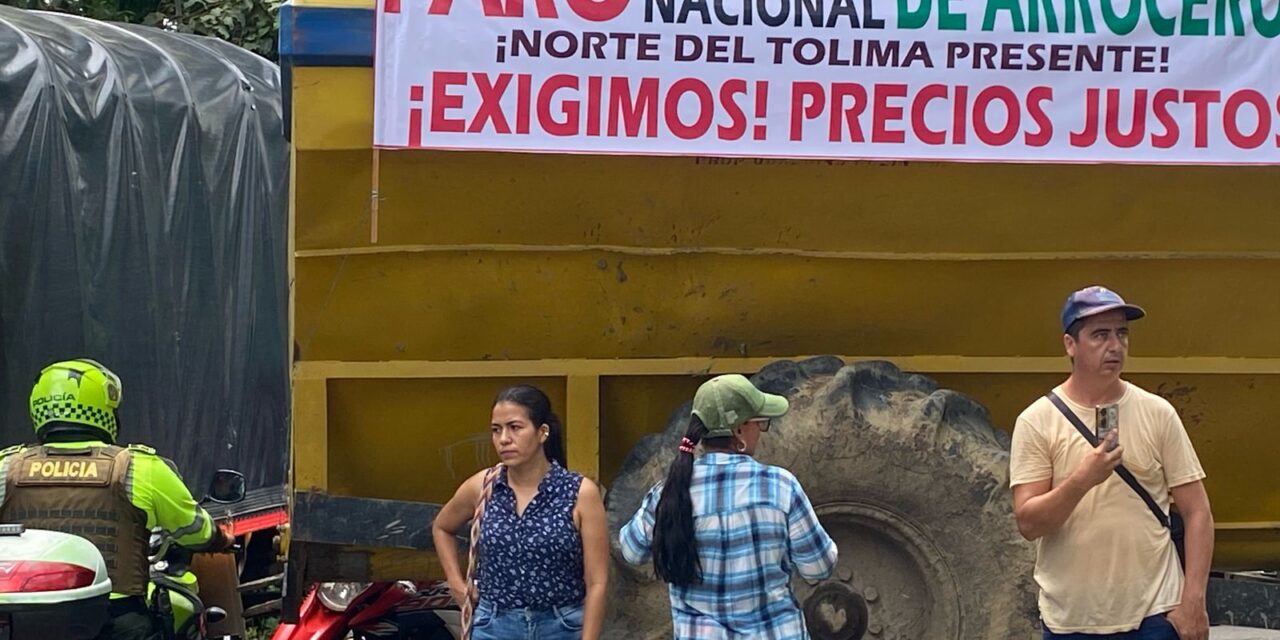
top-left (692, 374), bottom-right (790, 439)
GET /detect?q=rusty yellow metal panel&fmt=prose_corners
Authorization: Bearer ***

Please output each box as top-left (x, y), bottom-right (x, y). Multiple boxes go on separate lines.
top-left (292, 68), bottom-right (372, 151)
top-left (324, 377), bottom-right (565, 503)
top-left (294, 149), bottom-right (1280, 255)
top-left (600, 375), bottom-right (708, 483)
top-left (565, 376), bottom-right (601, 479)
top-left (292, 378), bottom-right (330, 492)
top-left (295, 251), bottom-right (1280, 362)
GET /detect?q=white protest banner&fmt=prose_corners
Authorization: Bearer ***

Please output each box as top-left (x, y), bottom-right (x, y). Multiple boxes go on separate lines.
top-left (374, 0), bottom-right (1280, 164)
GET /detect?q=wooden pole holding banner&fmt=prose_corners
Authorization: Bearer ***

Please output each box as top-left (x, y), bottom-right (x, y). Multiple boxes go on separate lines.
top-left (370, 148), bottom-right (381, 244)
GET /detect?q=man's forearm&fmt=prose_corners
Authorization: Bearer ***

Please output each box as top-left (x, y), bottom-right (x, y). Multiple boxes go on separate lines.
top-left (1180, 508), bottom-right (1214, 602)
top-left (1016, 476), bottom-right (1091, 540)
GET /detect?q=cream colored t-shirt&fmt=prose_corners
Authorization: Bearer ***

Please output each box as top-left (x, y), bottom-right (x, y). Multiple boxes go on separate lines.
top-left (1010, 381), bottom-right (1206, 634)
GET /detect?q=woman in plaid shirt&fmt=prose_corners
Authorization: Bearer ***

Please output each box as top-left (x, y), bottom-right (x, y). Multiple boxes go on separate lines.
top-left (620, 374), bottom-right (838, 639)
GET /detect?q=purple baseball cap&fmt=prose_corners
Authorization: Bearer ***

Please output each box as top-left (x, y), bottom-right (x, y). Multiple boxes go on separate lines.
top-left (1061, 286), bottom-right (1146, 332)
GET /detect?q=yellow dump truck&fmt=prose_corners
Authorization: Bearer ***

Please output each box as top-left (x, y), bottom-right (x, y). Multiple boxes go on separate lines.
top-left (280, 2), bottom-right (1280, 636)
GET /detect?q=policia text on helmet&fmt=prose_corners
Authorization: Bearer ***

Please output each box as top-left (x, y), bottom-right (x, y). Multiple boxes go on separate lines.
top-left (30, 359), bottom-right (124, 444)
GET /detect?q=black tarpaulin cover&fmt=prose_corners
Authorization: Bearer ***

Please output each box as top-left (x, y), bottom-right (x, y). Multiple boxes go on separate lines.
top-left (0, 7), bottom-right (289, 493)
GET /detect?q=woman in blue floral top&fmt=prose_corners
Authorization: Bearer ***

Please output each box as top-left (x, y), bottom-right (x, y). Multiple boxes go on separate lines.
top-left (432, 385), bottom-right (608, 640)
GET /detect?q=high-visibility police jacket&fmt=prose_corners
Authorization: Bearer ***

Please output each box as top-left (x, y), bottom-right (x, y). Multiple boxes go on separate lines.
top-left (0, 440), bottom-right (216, 597)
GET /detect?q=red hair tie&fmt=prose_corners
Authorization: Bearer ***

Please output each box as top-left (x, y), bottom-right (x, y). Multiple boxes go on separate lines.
top-left (678, 437), bottom-right (696, 454)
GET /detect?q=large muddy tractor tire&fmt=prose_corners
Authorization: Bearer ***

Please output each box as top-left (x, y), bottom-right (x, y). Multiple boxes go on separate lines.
top-left (605, 358), bottom-right (1039, 640)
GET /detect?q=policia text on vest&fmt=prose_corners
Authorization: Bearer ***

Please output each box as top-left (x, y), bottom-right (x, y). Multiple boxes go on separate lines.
top-left (21, 456), bottom-right (110, 482)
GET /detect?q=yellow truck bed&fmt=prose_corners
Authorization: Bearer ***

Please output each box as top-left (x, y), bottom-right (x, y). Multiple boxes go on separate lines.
top-left (281, 0), bottom-right (1280, 593)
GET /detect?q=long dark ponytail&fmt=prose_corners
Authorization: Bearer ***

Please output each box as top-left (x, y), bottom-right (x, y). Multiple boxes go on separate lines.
top-left (652, 414), bottom-right (715, 586)
top-left (493, 385), bottom-right (566, 467)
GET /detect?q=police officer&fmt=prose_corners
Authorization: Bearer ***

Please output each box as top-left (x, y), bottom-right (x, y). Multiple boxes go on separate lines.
top-left (0, 359), bottom-right (233, 640)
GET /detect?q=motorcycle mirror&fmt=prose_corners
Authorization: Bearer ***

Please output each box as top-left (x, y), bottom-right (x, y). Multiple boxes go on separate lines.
top-left (205, 607), bottom-right (227, 624)
top-left (207, 469), bottom-right (246, 504)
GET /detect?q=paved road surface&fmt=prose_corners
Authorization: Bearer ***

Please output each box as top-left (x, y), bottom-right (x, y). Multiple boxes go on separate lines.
top-left (1212, 626), bottom-right (1280, 639)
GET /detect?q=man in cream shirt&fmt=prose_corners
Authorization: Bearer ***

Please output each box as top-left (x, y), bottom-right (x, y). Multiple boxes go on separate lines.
top-left (1010, 286), bottom-right (1214, 640)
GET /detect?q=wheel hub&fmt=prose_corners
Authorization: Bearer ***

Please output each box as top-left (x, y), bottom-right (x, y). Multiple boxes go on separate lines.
top-left (798, 501), bottom-right (962, 640)
top-left (803, 582), bottom-right (869, 640)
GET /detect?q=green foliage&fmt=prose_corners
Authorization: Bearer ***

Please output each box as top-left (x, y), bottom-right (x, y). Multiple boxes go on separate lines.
top-left (4, 0), bottom-right (282, 59)
top-left (245, 615), bottom-right (281, 640)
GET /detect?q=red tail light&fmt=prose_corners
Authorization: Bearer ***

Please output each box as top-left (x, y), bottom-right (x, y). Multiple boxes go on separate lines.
top-left (0, 561), bottom-right (95, 593)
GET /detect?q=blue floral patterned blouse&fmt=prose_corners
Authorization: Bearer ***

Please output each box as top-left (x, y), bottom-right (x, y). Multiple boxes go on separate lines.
top-left (476, 461), bottom-right (586, 609)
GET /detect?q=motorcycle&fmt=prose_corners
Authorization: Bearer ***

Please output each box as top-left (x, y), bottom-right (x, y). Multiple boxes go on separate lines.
top-left (271, 580), bottom-right (460, 640)
top-left (0, 523), bottom-right (112, 639)
top-left (0, 468), bottom-right (247, 640)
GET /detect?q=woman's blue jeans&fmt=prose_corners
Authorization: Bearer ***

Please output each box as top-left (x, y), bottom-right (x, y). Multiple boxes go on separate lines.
top-left (1043, 614), bottom-right (1179, 639)
top-left (469, 598), bottom-right (585, 640)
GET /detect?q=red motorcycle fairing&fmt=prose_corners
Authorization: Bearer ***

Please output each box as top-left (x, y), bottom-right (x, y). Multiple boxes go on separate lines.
top-left (271, 583), bottom-right (409, 640)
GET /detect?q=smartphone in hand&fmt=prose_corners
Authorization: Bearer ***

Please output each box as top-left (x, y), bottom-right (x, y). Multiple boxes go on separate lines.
top-left (1095, 404), bottom-right (1119, 451)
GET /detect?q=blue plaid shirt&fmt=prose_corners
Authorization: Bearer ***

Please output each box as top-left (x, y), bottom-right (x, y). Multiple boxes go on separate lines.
top-left (619, 453), bottom-right (838, 639)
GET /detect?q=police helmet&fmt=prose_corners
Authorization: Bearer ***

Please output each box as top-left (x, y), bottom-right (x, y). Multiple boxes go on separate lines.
top-left (30, 359), bottom-right (123, 443)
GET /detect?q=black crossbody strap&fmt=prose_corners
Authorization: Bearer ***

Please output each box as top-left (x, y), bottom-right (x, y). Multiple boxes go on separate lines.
top-left (1045, 392), bottom-right (1170, 530)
